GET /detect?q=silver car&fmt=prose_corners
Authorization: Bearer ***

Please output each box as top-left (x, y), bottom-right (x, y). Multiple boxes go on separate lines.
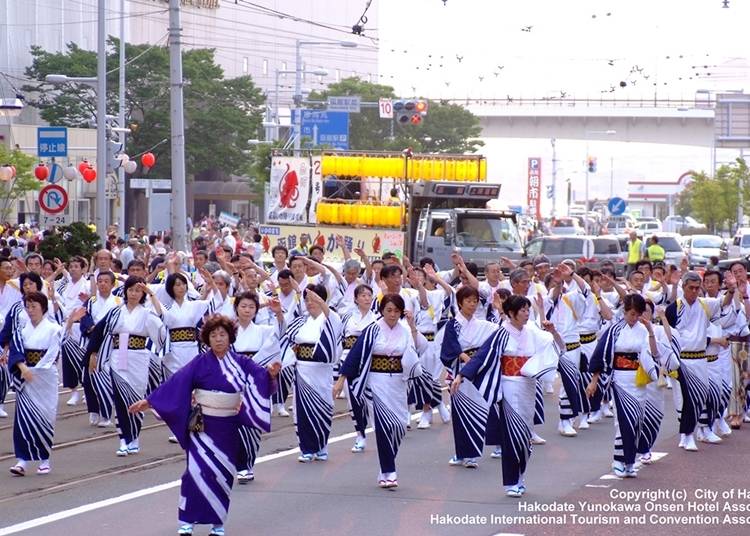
top-left (683, 234), bottom-right (727, 267)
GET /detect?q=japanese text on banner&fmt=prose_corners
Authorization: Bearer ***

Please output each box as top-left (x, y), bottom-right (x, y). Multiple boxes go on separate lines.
top-left (527, 157), bottom-right (542, 220)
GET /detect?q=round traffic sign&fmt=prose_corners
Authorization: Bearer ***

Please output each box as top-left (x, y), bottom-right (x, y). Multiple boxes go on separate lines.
top-left (48, 163), bottom-right (64, 184)
top-left (39, 184), bottom-right (69, 214)
top-left (607, 196), bottom-right (627, 216)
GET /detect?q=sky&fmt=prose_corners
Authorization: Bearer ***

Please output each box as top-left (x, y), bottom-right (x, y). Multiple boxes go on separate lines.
top-left (376, 0), bottom-right (750, 101)
top-left (370, 0), bottom-right (750, 215)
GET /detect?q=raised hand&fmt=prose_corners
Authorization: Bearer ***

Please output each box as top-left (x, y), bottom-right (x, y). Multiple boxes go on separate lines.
top-left (267, 361), bottom-right (281, 379)
top-left (541, 320), bottom-right (557, 333)
top-left (268, 297), bottom-right (282, 314)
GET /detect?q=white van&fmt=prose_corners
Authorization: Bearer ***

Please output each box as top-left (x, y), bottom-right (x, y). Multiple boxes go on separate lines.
top-left (729, 228), bottom-right (750, 258)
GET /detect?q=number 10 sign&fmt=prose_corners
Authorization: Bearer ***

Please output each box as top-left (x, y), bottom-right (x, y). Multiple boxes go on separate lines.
top-left (379, 98), bottom-right (393, 119)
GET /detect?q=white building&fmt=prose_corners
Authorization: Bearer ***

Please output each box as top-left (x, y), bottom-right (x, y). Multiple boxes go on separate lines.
top-left (0, 0), bottom-right (379, 226)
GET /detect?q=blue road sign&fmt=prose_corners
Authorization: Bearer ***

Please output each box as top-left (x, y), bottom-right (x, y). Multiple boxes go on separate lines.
top-left (607, 196), bottom-right (627, 216)
top-left (293, 109), bottom-right (349, 150)
top-left (37, 127), bottom-right (68, 158)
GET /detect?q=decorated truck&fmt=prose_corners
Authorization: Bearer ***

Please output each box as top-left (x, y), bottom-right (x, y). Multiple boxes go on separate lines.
top-left (259, 151), bottom-right (524, 270)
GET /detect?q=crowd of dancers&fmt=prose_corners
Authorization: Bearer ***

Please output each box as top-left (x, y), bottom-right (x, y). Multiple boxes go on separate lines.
top-left (1, 243), bottom-right (749, 535)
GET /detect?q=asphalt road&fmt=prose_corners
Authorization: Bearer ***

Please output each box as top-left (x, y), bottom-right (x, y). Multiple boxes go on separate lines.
top-left (0, 379), bottom-right (748, 536)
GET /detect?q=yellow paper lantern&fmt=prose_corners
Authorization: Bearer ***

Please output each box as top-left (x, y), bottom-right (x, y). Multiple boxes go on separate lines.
top-left (479, 158), bottom-right (487, 180)
top-left (445, 160), bottom-right (456, 181)
top-left (321, 156), bottom-right (334, 176)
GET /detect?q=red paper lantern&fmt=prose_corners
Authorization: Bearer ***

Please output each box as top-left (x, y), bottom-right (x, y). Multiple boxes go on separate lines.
top-left (34, 164), bottom-right (49, 181)
top-left (78, 160), bottom-right (90, 174)
top-left (82, 167), bottom-right (97, 183)
top-left (142, 152), bottom-right (156, 168)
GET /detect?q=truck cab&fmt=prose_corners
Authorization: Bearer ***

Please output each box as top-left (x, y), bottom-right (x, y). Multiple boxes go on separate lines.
top-left (410, 182), bottom-right (524, 270)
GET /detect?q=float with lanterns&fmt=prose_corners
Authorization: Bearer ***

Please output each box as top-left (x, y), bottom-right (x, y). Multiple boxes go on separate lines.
top-left (260, 150), bottom-right (524, 270)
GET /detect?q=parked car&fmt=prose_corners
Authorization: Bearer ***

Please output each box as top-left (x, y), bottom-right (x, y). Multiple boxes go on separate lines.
top-left (662, 215), bottom-right (707, 234)
top-left (590, 236), bottom-right (627, 276)
top-left (683, 234), bottom-right (727, 267)
top-left (728, 228), bottom-right (750, 258)
top-left (524, 236), bottom-right (594, 267)
top-left (647, 232), bottom-right (686, 264)
top-left (636, 220), bottom-right (662, 236)
top-left (548, 217), bottom-right (585, 236)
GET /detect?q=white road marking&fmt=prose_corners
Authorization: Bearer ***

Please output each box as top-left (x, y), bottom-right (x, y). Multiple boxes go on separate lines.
top-left (584, 484), bottom-right (611, 488)
top-left (0, 419), bottom-right (386, 535)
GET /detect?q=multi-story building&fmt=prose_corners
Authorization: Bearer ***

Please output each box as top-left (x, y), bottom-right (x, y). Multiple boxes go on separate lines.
top-left (0, 0), bottom-right (378, 227)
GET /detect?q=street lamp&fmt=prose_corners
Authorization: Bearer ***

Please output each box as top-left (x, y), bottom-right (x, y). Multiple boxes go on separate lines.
top-left (293, 40), bottom-right (357, 154)
top-left (0, 97), bottom-right (25, 117)
top-left (270, 68), bottom-right (328, 142)
top-left (584, 129), bottom-right (616, 233)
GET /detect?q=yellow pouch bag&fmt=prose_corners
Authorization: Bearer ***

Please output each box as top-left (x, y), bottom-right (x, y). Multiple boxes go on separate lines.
top-left (635, 364), bottom-right (653, 387)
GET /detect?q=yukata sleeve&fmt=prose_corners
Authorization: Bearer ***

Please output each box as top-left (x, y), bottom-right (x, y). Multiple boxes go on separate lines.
top-left (147, 356), bottom-right (201, 450)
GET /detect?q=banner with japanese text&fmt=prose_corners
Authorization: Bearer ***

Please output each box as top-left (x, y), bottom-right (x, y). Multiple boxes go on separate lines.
top-left (257, 224), bottom-right (405, 265)
top-left (527, 157), bottom-right (542, 220)
top-left (266, 157), bottom-right (311, 224)
top-left (308, 155), bottom-right (323, 224)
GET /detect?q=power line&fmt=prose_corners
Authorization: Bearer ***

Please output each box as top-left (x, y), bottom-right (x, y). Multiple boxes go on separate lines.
top-left (1, 8), bottom-right (168, 27)
top-left (106, 32), bottom-right (170, 75)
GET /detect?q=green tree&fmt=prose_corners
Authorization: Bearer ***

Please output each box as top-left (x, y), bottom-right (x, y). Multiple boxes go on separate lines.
top-left (0, 145), bottom-right (41, 222)
top-left (22, 39), bottom-right (265, 179)
top-left (308, 78), bottom-right (483, 153)
top-left (38, 222), bottom-right (101, 261)
top-left (682, 159), bottom-right (750, 233)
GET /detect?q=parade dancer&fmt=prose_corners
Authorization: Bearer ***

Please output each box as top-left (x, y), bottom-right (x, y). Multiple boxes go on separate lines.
top-left (86, 276), bottom-right (166, 456)
top-left (441, 286), bottom-right (499, 469)
top-left (7, 292), bottom-right (62, 476)
top-left (230, 291), bottom-right (283, 483)
top-left (543, 262), bottom-right (585, 437)
top-left (58, 256), bottom-right (90, 406)
top-left (588, 294), bottom-right (656, 478)
top-left (79, 271), bottom-right (122, 427)
top-left (280, 284), bottom-right (342, 462)
top-left (575, 267), bottom-right (613, 426)
top-left (161, 271), bottom-right (219, 379)
top-left (334, 294), bottom-right (424, 488)
top-left (454, 295), bottom-right (562, 497)
top-left (637, 300), bottom-right (681, 464)
top-left (410, 265), bottom-right (452, 429)
top-left (664, 271), bottom-right (733, 451)
top-left (0, 256), bottom-right (22, 419)
top-left (339, 284), bottom-right (377, 452)
top-left (129, 315), bottom-right (279, 536)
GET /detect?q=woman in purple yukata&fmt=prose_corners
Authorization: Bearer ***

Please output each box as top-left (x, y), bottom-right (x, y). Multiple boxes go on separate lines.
top-left (129, 315), bottom-right (280, 536)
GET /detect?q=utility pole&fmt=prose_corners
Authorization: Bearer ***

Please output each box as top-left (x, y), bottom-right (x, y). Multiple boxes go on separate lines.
top-left (117, 0), bottom-right (126, 236)
top-left (739, 148), bottom-right (745, 230)
top-left (96, 0), bottom-right (107, 244)
top-left (293, 40), bottom-right (303, 156)
top-left (168, 0), bottom-right (188, 251)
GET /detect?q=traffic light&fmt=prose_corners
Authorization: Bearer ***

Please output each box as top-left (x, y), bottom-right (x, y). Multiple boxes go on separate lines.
top-left (106, 139), bottom-right (124, 173)
top-left (394, 99), bottom-right (428, 125)
top-left (587, 156), bottom-right (597, 173)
